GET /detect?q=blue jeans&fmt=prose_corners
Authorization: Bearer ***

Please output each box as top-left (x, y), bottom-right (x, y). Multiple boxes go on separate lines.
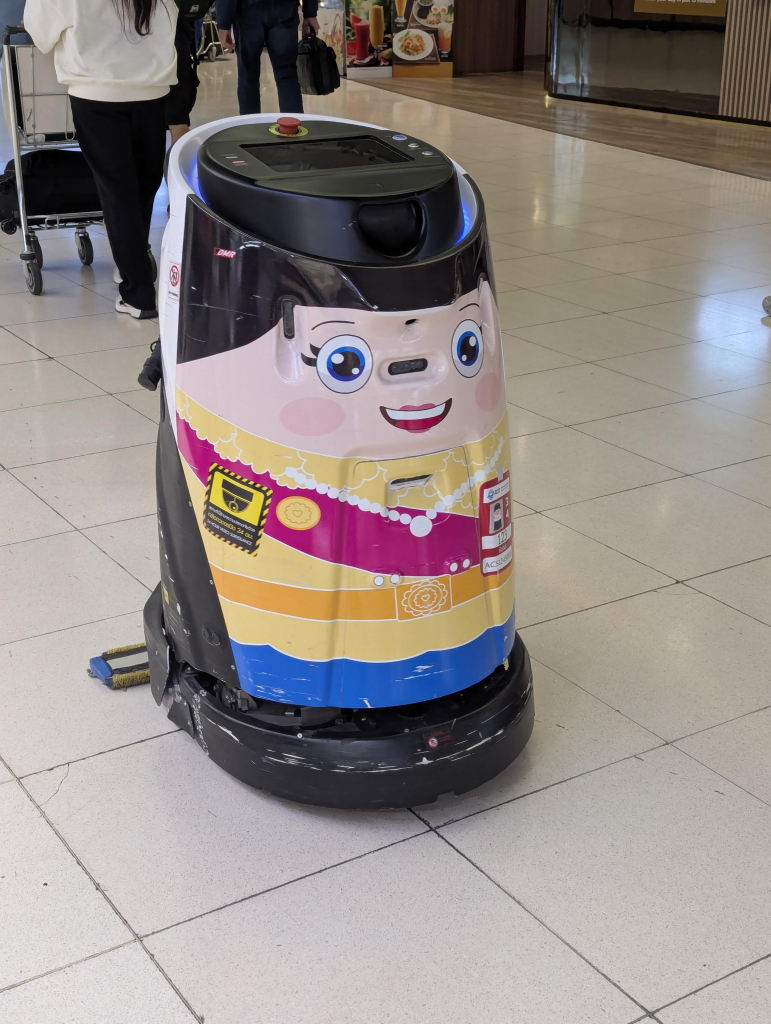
top-left (235, 0), bottom-right (303, 114)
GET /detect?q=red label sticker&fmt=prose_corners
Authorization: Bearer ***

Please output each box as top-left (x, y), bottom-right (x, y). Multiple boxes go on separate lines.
top-left (214, 247), bottom-right (236, 259)
top-left (426, 729), bottom-right (453, 750)
top-left (168, 262), bottom-right (180, 303)
top-left (479, 472), bottom-right (512, 576)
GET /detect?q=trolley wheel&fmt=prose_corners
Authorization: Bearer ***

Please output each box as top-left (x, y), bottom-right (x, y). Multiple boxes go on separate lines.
top-left (76, 232), bottom-right (94, 266)
top-left (24, 260), bottom-right (43, 296)
top-left (206, 47), bottom-right (216, 61)
top-left (148, 247), bottom-right (158, 283)
top-left (0, 217), bottom-right (16, 235)
top-left (30, 235), bottom-right (43, 270)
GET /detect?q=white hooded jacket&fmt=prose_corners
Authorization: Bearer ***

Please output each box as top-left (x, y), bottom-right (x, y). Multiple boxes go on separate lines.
top-left (23, 0), bottom-right (178, 102)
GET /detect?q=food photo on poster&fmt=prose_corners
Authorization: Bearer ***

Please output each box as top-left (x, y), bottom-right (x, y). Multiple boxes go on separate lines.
top-left (391, 0), bottom-right (453, 75)
top-left (345, 0), bottom-right (393, 76)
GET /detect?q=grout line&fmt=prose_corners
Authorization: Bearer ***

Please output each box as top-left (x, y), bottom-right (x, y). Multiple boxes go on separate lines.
top-left (651, 949), bottom-right (771, 1016)
top-left (0, 608), bottom-right (149, 651)
top-left (417, 742), bottom-right (667, 830)
top-left (668, 701), bottom-right (771, 746)
top-left (139, 829), bottom-right (432, 941)
top-left (19, 729), bottom-right (183, 782)
top-left (0, 438), bottom-right (159, 472)
top-left (0, 758), bottom-right (202, 1021)
top-left (0, 940), bottom-right (137, 997)
top-left (409, 809), bottom-right (651, 1019)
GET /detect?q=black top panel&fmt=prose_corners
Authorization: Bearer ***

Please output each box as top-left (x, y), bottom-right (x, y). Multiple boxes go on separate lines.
top-left (196, 121), bottom-right (463, 265)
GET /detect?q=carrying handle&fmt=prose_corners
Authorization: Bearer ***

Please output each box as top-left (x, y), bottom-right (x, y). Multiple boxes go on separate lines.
top-left (3, 24), bottom-right (25, 45)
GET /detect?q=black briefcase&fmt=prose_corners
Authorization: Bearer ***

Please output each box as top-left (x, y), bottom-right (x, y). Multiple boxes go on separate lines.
top-left (0, 150), bottom-right (100, 233)
top-left (297, 30), bottom-right (341, 97)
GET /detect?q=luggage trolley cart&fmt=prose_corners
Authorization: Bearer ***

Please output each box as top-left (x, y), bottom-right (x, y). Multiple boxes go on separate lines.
top-left (1, 26), bottom-right (103, 294)
top-left (196, 8), bottom-right (223, 62)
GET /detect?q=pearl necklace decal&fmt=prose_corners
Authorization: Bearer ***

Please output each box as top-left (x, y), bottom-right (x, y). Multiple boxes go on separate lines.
top-left (281, 435), bottom-right (506, 539)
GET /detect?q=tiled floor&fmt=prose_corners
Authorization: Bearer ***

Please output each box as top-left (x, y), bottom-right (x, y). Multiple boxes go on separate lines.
top-left (2, 56), bottom-right (771, 1024)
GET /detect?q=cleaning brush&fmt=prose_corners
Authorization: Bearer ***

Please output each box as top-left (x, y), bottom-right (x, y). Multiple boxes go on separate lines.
top-left (88, 644), bottom-right (150, 689)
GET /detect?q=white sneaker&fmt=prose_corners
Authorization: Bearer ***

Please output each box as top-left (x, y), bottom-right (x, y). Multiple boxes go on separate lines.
top-left (113, 267), bottom-right (121, 284)
top-left (115, 297), bottom-right (157, 320)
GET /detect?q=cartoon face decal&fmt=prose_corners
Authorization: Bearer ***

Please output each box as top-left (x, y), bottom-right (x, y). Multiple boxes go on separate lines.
top-left (175, 280), bottom-right (506, 459)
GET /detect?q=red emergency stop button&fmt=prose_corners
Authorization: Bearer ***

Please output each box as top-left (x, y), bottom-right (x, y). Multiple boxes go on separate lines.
top-left (277, 117), bottom-right (301, 136)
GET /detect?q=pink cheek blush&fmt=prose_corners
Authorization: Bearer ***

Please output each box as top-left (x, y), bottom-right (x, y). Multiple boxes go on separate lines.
top-left (279, 397), bottom-right (345, 436)
top-left (475, 372), bottom-right (501, 412)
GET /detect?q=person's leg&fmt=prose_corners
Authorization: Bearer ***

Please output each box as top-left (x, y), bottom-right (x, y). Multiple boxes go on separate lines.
top-left (130, 96), bottom-right (168, 248)
top-left (168, 20), bottom-right (198, 143)
top-left (70, 96), bottom-right (157, 313)
top-left (265, 1), bottom-right (303, 113)
top-left (234, 5), bottom-right (267, 115)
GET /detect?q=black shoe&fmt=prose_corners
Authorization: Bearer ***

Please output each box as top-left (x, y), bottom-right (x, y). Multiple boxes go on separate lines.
top-left (138, 340), bottom-right (163, 391)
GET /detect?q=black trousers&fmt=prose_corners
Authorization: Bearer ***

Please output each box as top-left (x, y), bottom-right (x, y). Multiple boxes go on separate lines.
top-left (70, 94), bottom-right (166, 311)
top-left (235, 0), bottom-right (303, 115)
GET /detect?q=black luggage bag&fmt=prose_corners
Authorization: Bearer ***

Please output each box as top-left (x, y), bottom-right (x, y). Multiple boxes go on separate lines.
top-left (297, 31), bottom-right (341, 97)
top-left (0, 150), bottom-right (100, 235)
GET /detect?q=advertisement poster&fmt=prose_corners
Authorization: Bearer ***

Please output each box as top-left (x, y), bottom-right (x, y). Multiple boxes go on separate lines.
top-left (633, 0), bottom-right (726, 14)
top-left (317, 1), bottom-right (346, 74)
top-left (345, 0), bottom-right (393, 79)
top-left (391, 0), bottom-right (453, 77)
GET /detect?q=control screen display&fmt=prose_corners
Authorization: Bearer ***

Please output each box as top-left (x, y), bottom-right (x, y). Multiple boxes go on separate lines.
top-left (243, 136), bottom-right (411, 173)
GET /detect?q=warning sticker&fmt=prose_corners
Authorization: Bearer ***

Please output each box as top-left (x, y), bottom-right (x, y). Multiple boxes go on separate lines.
top-left (168, 262), bottom-right (180, 303)
top-left (203, 464), bottom-right (272, 555)
top-left (479, 471), bottom-right (512, 577)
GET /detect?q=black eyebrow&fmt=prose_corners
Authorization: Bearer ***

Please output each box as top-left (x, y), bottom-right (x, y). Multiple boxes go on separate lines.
top-left (459, 303), bottom-right (480, 311)
top-left (311, 320), bottom-right (356, 330)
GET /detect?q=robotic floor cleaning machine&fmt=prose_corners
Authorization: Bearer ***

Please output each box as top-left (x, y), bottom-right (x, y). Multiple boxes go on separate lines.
top-left (143, 114), bottom-right (534, 808)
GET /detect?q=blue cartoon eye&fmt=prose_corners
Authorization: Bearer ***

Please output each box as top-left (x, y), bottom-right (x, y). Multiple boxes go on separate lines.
top-left (452, 320), bottom-right (483, 378)
top-left (316, 335), bottom-right (373, 394)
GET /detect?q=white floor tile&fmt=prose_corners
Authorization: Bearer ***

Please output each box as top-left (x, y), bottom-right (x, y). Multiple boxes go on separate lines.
top-left (420, 659), bottom-right (659, 826)
top-left (556, 242), bottom-right (696, 273)
top-left (0, 286), bottom-right (114, 327)
top-left (627, 259), bottom-right (771, 296)
top-left (506, 363), bottom-right (683, 425)
top-left (23, 731), bottom-right (426, 935)
top-left (0, 944), bottom-right (193, 1024)
top-left (14, 444), bottom-right (156, 529)
top-left (510, 427), bottom-right (678, 510)
top-left (688, 555), bottom-right (771, 627)
top-left (501, 334), bottom-right (582, 375)
top-left (496, 289), bottom-right (595, 330)
top-left (0, 472), bottom-right (72, 545)
top-left (0, 783), bottom-right (129, 989)
top-left (548, 476), bottom-right (771, 579)
top-left (114, 388), bottom-right (160, 423)
top-left (0, 359), bottom-right (102, 412)
top-left (0, 327), bottom-right (46, 365)
top-left (698, 327), bottom-right (771, 362)
top-left (578, 399), bottom-right (771, 473)
top-left (0, 613), bottom-right (168, 776)
top-left (494, 254), bottom-right (610, 288)
top-left (58, 346), bottom-right (149, 394)
top-left (697, 455), bottom-right (771, 507)
top-left (514, 313), bottom-right (689, 361)
top-left (616, 297), bottom-right (761, 341)
top-left (507, 402), bottom-right (562, 436)
top-left (84, 515), bottom-right (160, 589)
top-left (657, 957), bottom-right (771, 1024)
top-left (6, 313), bottom-right (159, 357)
top-left (599, 342), bottom-right (771, 398)
top-left (145, 833), bottom-right (640, 1024)
top-left (532, 275), bottom-right (694, 312)
top-left (702, 380), bottom-right (771, 423)
top-left (0, 532), bottom-right (149, 645)
top-left (676, 707), bottom-right (771, 808)
top-left (514, 514), bottom-right (670, 628)
top-left (443, 746), bottom-right (771, 1009)
top-left (0, 395), bottom-right (157, 468)
top-left (494, 226), bottom-right (613, 254)
top-left (522, 586), bottom-right (771, 739)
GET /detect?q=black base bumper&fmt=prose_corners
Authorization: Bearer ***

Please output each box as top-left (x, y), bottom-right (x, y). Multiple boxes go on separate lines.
top-left (144, 585), bottom-right (534, 809)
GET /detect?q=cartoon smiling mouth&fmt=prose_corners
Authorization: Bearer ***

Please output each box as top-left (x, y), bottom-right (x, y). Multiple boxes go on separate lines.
top-left (380, 399), bottom-right (452, 432)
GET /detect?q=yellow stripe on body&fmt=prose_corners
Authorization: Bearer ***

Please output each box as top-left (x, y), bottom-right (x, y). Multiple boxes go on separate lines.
top-left (220, 572), bottom-right (515, 663)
